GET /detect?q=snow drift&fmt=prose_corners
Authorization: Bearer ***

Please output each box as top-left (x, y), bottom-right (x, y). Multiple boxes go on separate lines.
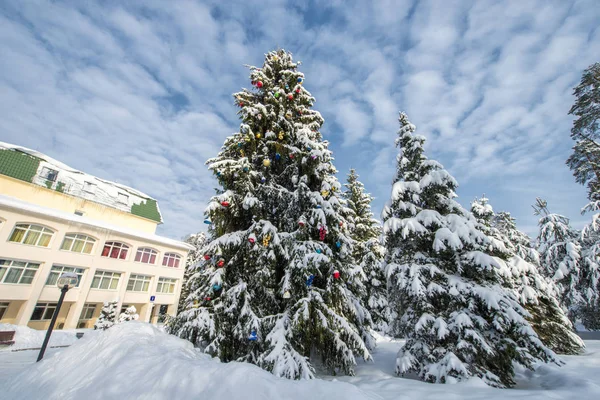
top-left (2, 322), bottom-right (378, 400)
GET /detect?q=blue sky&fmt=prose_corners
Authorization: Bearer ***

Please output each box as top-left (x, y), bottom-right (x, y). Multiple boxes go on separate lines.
top-left (1, 0), bottom-right (599, 239)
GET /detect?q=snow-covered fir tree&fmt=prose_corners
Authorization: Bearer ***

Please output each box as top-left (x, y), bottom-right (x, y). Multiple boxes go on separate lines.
top-left (169, 49), bottom-right (371, 379)
top-left (94, 300), bottom-right (118, 330)
top-left (343, 168), bottom-right (389, 333)
top-left (382, 112), bottom-right (558, 388)
top-left (576, 201), bottom-right (600, 330)
top-left (471, 197), bottom-right (583, 354)
top-left (566, 62), bottom-right (600, 201)
top-left (118, 305), bottom-right (139, 323)
top-left (533, 198), bottom-right (583, 323)
top-left (177, 232), bottom-right (208, 314)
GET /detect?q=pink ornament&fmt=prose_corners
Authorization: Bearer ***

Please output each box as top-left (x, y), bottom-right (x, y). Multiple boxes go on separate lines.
top-left (319, 226), bottom-right (327, 241)
top-left (249, 238), bottom-right (255, 244)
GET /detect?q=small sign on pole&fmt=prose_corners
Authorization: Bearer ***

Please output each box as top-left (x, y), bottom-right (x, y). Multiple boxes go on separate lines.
top-left (150, 295), bottom-right (156, 302)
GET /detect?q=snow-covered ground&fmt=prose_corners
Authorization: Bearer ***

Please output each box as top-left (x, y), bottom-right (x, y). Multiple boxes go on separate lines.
top-left (0, 323), bottom-right (91, 351)
top-left (0, 322), bottom-right (598, 400)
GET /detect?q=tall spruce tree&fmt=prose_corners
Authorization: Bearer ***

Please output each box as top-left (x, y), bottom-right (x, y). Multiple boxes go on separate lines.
top-left (169, 50), bottom-right (371, 379)
top-left (343, 169), bottom-right (389, 333)
top-left (567, 62), bottom-right (600, 200)
top-left (383, 113), bottom-right (557, 388)
top-left (533, 198), bottom-right (583, 323)
top-left (471, 197), bottom-right (584, 354)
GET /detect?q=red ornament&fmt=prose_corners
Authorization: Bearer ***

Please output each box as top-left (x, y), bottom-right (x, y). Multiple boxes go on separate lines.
top-left (298, 221), bottom-right (305, 227)
top-left (204, 254), bottom-right (211, 260)
top-left (221, 201), bottom-right (230, 207)
top-left (217, 259), bottom-right (225, 267)
top-left (256, 81), bottom-right (263, 88)
top-left (295, 88), bottom-right (300, 93)
top-left (333, 270), bottom-right (340, 279)
top-left (239, 102), bottom-right (244, 107)
top-left (288, 94), bottom-right (294, 100)
top-left (249, 237), bottom-right (255, 244)
top-left (205, 296), bottom-right (212, 301)
top-left (289, 153), bottom-right (295, 159)
top-left (339, 221), bottom-right (343, 227)
top-left (319, 226), bottom-right (327, 241)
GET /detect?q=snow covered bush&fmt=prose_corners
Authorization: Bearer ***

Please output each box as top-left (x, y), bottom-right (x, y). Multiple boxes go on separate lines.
top-left (118, 306), bottom-right (139, 323)
top-left (94, 300), bottom-right (118, 330)
top-left (168, 49), bottom-right (372, 379)
top-left (382, 113), bottom-right (559, 388)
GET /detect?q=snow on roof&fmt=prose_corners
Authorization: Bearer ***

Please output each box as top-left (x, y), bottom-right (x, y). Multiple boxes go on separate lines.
top-left (0, 141), bottom-right (162, 223)
top-left (0, 194), bottom-right (194, 251)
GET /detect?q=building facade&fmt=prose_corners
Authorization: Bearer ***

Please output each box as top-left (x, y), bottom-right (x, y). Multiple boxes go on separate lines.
top-left (0, 142), bottom-right (194, 330)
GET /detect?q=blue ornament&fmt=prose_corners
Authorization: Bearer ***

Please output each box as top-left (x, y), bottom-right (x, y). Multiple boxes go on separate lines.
top-left (316, 249), bottom-right (322, 254)
top-left (261, 177), bottom-right (266, 183)
top-left (285, 84), bottom-right (289, 90)
top-left (216, 172), bottom-right (221, 177)
top-left (306, 274), bottom-right (315, 286)
top-left (243, 167), bottom-right (249, 172)
top-left (336, 241), bottom-right (341, 248)
top-left (297, 77), bottom-right (303, 83)
top-left (248, 331), bottom-right (258, 341)
top-left (212, 284), bottom-right (222, 291)
top-left (275, 153), bottom-right (281, 160)
top-left (204, 219), bottom-right (212, 225)
top-left (316, 205), bottom-right (322, 209)
top-left (238, 142), bottom-right (242, 147)
top-left (307, 146), bottom-right (311, 151)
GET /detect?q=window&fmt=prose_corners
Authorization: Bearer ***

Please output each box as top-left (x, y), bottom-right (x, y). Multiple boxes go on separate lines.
top-left (118, 193), bottom-right (129, 204)
top-left (79, 303), bottom-right (96, 320)
top-left (135, 248), bottom-right (158, 264)
top-left (101, 241), bottom-right (129, 260)
top-left (46, 265), bottom-right (85, 287)
top-left (162, 253), bottom-right (181, 268)
top-left (126, 274), bottom-right (151, 292)
top-left (0, 259), bottom-right (40, 284)
top-left (61, 233), bottom-right (95, 254)
top-left (74, 210), bottom-right (85, 216)
top-left (90, 270), bottom-right (121, 290)
top-left (0, 302), bottom-right (8, 320)
top-left (83, 181), bottom-right (96, 193)
top-left (30, 303), bottom-right (57, 321)
top-left (41, 167), bottom-right (58, 182)
top-left (156, 277), bottom-right (177, 294)
top-left (8, 224), bottom-right (54, 247)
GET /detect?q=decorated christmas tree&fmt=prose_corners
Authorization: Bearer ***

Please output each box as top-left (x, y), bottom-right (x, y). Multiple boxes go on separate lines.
top-left (382, 113), bottom-right (558, 388)
top-left (169, 49), bottom-right (371, 379)
top-left (343, 168), bottom-right (389, 333)
top-left (94, 300), bottom-right (118, 330)
top-left (471, 197), bottom-right (583, 354)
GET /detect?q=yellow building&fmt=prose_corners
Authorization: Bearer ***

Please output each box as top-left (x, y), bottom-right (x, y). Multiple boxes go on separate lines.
top-left (0, 142), bottom-right (194, 330)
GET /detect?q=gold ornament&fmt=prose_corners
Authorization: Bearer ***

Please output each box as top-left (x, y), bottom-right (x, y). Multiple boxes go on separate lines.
top-left (245, 136), bottom-right (251, 142)
top-left (263, 159), bottom-right (271, 167)
top-left (285, 111), bottom-right (292, 119)
top-left (278, 131), bottom-right (284, 140)
top-left (256, 133), bottom-right (262, 139)
top-left (240, 150), bottom-right (245, 157)
top-left (321, 190), bottom-right (329, 197)
top-left (263, 234), bottom-right (271, 247)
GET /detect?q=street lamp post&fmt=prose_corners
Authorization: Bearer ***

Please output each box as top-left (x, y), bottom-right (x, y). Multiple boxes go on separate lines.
top-left (37, 272), bottom-right (79, 362)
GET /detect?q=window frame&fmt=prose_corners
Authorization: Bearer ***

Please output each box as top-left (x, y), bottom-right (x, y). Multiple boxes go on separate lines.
top-left (126, 274), bottom-right (152, 293)
top-left (60, 233), bottom-right (96, 254)
top-left (90, 270), bottom-right (121, 291)
top-left (101, 241), bottom-right (130, 260)
top-left (30, 303), bottom-right (58, 321)
top-left (8, 223), bottom-right (55, 248)
top-left (79, 303), bottom-right (96, 320)
top-left (156, 277), bottom-right (177, 294)
top-left (45, 265), bottom-right (85, 288)
top-left (0, 302), bottom-right (9, 320)
top-left (134, 247), bottom-right (159, 264)
top-left (41, 167), bottom-right (58, 182)
top-left (0, 259), bottom-right (41, 285)
top-left (162, 253), bottom-right (182, 268)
